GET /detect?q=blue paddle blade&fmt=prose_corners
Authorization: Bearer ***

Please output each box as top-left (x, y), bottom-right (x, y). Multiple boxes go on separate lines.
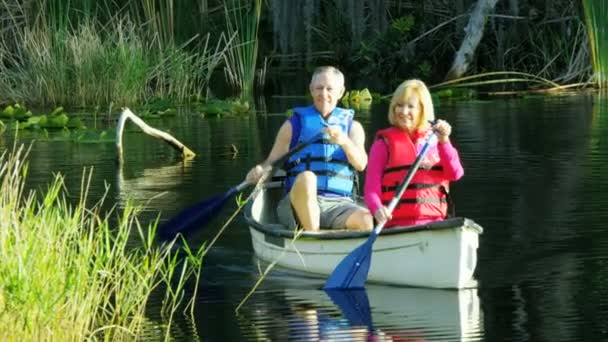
top-left (323, 234), bottom-right (378, 289)
top-left (324, 289), bottom-right (373, 328)
top-left (158, 186), bottom-right (241, 240)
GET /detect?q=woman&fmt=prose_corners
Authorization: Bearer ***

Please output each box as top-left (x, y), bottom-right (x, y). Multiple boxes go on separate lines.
top-left (363, 79), bottom-right (464, 228)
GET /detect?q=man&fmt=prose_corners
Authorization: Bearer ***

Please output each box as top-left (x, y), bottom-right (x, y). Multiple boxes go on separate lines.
top-left (246, 66), bottom-right (373, 231)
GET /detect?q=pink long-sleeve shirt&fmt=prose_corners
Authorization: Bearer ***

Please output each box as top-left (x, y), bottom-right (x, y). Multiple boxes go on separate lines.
top-left (363, 137), bottom-right (464, 226)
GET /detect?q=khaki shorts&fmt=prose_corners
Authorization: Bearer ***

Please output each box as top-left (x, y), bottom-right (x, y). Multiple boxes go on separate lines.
top-left (276, 194), bottom-right (365, 230)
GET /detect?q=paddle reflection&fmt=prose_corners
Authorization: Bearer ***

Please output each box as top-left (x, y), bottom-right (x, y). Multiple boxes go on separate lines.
top-left (289, 300), bottom-right (372, 341)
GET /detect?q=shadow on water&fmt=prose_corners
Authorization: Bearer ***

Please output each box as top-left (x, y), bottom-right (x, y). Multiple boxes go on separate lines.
top-left (2, 93), bottom-right (608, 341)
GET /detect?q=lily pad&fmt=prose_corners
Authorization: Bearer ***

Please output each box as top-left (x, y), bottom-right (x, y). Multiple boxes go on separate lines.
top-left (49, 106), bottom-right (65, 117)
top-left (46, 113), bottom-right (69, 128)
top-left (66, 117), bottom-right (85, 129)
top-left (74, 129), bottom-right (116, 143)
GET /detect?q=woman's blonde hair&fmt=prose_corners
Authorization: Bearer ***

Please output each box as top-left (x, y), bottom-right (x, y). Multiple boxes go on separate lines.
top-left (388, 79), bottom-right (435, 129)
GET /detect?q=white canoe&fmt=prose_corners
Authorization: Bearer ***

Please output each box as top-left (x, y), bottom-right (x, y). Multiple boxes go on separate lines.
top-left (243, 181), bottom-right (483, 289)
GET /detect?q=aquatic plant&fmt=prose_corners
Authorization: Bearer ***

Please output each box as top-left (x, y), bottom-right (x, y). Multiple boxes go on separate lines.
top-left (429, 71), bottom-right (566, 95)
top-left (341, 88), bottom-right (373, 111)
top-left (0, 145), bottom-right (202, 340)
top-left (582, 0), bottom-right (608, 88)
top-left (223, 0), bottom-right (262, 100)
top-left (0, 1), bottom-right (227, 107)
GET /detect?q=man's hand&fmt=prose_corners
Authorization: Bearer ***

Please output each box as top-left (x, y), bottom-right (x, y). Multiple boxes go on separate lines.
top-left (246, 164), bottom-right (268, 184)
top-left (324, 125), bottom-right (349, 146)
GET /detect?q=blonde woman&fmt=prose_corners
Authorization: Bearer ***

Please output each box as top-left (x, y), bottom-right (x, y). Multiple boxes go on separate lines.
top-left (363, 79), bottom-right (464, 227)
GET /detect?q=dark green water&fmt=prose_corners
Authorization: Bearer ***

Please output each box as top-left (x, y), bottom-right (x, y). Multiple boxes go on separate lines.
top-left (2, 93), bottom-right (607, 341)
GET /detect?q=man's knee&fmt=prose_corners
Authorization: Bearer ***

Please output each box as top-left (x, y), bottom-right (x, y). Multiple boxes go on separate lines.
top-left (293, 171), bottom-right (317, 187)
top-left (347, 209), bottom-right (373, 230)
top-left (291, 171), bottom-right (317, 200)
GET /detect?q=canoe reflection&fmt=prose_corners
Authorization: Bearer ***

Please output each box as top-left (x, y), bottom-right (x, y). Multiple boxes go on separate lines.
top-left (280, 285), bottom-right (483, 341)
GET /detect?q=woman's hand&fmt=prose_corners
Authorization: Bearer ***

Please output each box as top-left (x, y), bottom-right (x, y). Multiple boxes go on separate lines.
top-left (433, 119), bottom-right (452, 143)
top-left (373, 206), bottom-right (392, 224)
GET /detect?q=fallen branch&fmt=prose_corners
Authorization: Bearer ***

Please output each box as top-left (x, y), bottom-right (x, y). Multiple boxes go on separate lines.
top-left (116, 107), bottom-right (196, 163)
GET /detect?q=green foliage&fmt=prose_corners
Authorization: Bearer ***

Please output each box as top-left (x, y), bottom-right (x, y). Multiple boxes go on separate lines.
top-left (434, 88), bottom-right (478, 100)
top-left (352, 15), bottom-right (431, 91)
top-left (223, 0), bottom-right (263, 100)
top-left (0, 147), bottom-right (202, 339)
top-left (0, 0), bottom-right (599, 106)
top-left (0, 104), bottom-right (86, 130)
top-left (74, 129), bottom-right (116, 143)
top-left (0, 3), bottom-right (228, 108)
top-left (342, 88), bottom-right (373, 111)
top-left (196, 99), bottom-right (251, 117)
top-left (0, 104), bottom-right (31, 120)
top-left (391, 16), bottom-right (415, 33)
top-left (582, 0), bottom-right (608, 88)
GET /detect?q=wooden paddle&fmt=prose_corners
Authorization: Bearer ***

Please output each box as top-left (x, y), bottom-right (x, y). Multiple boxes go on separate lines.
top-left (158, 131), bottom-right (325, 241)
top-left (324, 130), bottom-right (437, 289)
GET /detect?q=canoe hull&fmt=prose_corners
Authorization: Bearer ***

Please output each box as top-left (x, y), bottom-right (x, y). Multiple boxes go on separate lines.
top-left (245, 183), bottom-right (482, 289)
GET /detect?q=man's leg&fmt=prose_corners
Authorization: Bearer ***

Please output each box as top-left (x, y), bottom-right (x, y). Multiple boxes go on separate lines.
top-left (318, 197), bottom-right (373, 231)
top-left (344, 208), bottom-right (374, 231)
top-left (289, 171), bottom-right (320, 231)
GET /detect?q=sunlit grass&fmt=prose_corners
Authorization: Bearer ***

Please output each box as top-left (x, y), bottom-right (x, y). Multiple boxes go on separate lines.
top-left (0, 144), bottom-right (202, 340)
top-left (582, 0), bottom-right (608, 88)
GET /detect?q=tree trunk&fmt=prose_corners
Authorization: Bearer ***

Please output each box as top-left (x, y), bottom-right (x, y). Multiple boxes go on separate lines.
top-left (445, 0), bottom-right (499, 80)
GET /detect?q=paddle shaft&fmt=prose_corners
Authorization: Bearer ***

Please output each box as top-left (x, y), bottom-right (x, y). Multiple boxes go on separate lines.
top-left (181, 132), bottom-right (327, 245)
top-left (373, 131), bottom-right (436, 235)
top-left (251, 130), bottom-right (326, 185)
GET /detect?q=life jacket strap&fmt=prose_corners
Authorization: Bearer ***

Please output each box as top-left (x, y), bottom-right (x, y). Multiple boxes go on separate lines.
top-left (383, 164), bottom-right (444, 175)
top-left (381, 182), bottom-right (442, 193)
top-left (285, 156), bottom-right (351, 170)
top-left (286, 170), bottom-right (355, 180)
top-left (382, 198), bottom-right (447, 205)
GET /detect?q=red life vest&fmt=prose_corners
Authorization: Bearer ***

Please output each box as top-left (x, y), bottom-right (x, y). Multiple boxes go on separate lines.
top-left (377, 127), bottom-right (449, 227)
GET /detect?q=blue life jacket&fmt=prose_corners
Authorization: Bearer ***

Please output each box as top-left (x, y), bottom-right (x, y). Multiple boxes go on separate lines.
top-left (284, 105), bottom-right (355, 196)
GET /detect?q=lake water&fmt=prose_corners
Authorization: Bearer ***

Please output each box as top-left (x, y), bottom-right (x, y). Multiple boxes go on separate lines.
top-left (2, 93), bottom-right (607, 341)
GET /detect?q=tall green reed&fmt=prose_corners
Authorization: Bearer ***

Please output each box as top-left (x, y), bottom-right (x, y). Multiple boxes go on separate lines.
top-left (0, 1), bottom-right (227, 107)
top-left (582, 0), bottom-right (608, 88)
top-left (223, 0), bottom-right (262, 100)
top-left (0, 144), bottom-right (202, 340)
top-left (138, 0), bottom-right (175, 49)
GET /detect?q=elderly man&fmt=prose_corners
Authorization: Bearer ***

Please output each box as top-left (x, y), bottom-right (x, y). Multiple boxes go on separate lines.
top-left (246, 66), bottom-right (373, 232)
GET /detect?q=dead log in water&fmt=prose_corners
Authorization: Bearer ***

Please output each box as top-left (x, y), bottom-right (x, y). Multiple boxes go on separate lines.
top-left (116, 107), bottom-right (196, 163)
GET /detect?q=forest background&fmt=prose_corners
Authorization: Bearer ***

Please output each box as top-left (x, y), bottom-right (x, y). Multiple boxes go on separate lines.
top-left (0, 0), bottom-right (606, 109)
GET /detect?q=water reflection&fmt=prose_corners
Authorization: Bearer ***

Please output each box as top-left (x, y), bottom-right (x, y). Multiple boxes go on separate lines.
top-left (237, 278), bottom-right (483, 341)
top-left (5, 94), bottom-right (608, 341)
top-left (116, 160), bottom-right (194, 213)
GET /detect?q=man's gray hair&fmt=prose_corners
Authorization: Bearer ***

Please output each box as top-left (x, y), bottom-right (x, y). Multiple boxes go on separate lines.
top-left (311, 66), bottom-right (345, 85)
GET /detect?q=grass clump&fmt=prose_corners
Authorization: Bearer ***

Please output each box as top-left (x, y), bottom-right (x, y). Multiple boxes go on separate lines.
top-left (0, 145), bottom-right (202, 340)
top-left (0, 2), bottom-right (228, 108)
top-left (582, 0), bottom-right (608, 88)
